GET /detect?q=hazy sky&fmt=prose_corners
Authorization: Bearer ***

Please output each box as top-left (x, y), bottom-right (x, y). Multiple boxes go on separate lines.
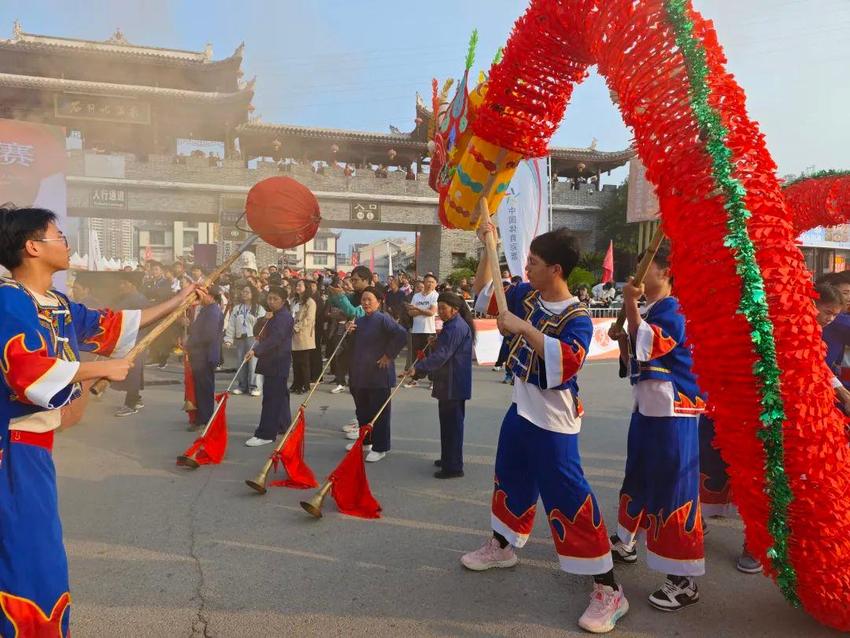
top-left (2, 0), bottom-right (847, 248)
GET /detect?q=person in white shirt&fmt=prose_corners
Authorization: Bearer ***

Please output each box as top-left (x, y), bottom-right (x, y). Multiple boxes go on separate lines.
top-left (462, 223), bottom-right (627, 634)
top-left (224, 285), bottom-right (265, 396)
top-left (405, 273), bottom-right (439, 388)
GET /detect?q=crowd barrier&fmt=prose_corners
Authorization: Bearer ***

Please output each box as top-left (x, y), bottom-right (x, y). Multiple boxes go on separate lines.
top-left (471, 317), bottom-right (620, 366)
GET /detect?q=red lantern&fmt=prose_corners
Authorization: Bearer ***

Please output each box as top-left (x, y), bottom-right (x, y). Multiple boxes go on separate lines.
top-left (245, 177), bottom-right (321, 249)
top-left (388, 148), bottom-right (397, 160)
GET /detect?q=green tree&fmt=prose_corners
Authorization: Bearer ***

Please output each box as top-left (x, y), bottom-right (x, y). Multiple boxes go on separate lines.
top-left (447, 268), bottom-right (475, 285)
top-left (596, 181), bottom-right (637, 250)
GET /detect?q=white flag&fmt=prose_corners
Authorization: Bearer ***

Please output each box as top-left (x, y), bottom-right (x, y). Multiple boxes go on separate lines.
top-left (87, 227), bottom-right (102, 271)
top-left (497, 158), bottom-right (550, 280)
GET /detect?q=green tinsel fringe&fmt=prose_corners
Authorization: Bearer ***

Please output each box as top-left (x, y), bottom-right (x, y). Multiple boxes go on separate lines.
top-left (663, 0), bottom-right (799, 606)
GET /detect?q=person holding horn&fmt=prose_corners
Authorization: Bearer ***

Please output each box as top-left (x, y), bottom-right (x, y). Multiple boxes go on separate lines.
top-left (0, 206), bottom-right (199, 637)
top-left (607, 241), bottom-right (705, 613)
top-left (343, 286), bottom-right (407, 463)
top-left (184, 285), bottom-right (224, 431)
top-left (405, 290), bottom-right (474, 479)
top-left (463, 222), bottom-right (627, 634)
top-left (244, 286), bottom-right (294, 447)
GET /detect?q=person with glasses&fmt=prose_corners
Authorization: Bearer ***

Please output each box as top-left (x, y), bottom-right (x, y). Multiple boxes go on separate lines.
top-left (0, 206), bottom-right (200, 637)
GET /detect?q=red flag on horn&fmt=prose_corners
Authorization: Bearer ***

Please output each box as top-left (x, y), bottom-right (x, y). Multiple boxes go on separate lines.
top-left (179, 392), bottom-right (229, 465)
top-left (270, 407), bottom-right (318, 489)
top-left (183, 354), bottom-right (197, 425)
top-left (328, 425), bottom-right (382, 518)
top-left (601, 240), bottom-right (614, 284)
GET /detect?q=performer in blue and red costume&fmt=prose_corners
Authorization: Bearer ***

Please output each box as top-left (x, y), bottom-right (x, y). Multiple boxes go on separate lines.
top-left (0, 206), bottom-right (198, 637)
top-left (463, 224), bottom-right (628, 635)
top-left (608, 241), bottom-right (705, 613)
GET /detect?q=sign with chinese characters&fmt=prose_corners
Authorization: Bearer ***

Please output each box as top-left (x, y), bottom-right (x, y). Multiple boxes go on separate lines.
top-left (54, 94), bottom-right (151, 125)
top-left (90, 188), bottom-right (127, 209)
top-left (220, 195), bottom-right (247, 241)
top-left (497, 158), bottom-right (550, 279)
top-left (350, 201), bottom-right (381, 222)
top-left (626, 158), bottom-right (660, 223)
top-left (0, 141), bottom-right (34, 167)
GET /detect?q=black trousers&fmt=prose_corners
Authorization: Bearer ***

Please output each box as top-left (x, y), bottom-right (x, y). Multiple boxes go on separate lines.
top-left (191, 360), bottom-right (216, 427)
top-left (438, 399), bottom-right (466, 472)
top-left (123, 355), bottom-right (145, 408)
top-left (292, 349), bottom-right (313, 390)
top-left (330, 333), bottom-right (349, 384)
top-left (254, 374), bottom-right (291, 440)
top-left (351, 386), bottom-right (391, 453)
top-left (310, 346), bottom-right (323, 382)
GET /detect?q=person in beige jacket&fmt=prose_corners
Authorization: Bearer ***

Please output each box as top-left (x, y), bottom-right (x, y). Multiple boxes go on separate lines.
top-left (290, 280), bottom-right (316, 394)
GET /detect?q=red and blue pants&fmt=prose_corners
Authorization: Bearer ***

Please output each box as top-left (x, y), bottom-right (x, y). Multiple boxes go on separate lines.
top-left (491, 405), bottom-right (612, 575)
top-left (617, 412), bottom-right (705, 576)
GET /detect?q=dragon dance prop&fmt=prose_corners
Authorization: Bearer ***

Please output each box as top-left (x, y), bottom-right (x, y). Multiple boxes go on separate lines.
top-left (427, 1), bottom-right (850, 630)
top-left (783, 170), bottom-right (850, 236)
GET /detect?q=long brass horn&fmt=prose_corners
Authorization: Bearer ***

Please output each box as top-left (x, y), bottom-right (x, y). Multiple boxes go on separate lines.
top-left (244, 331), bottom-right (350, 494)
top-left (245, 456), bottom-right (275, 494)
top-left (300, 479), bottom-right (333, 518)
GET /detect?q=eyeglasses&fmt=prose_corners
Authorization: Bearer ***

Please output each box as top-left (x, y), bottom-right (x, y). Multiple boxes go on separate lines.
top-left (34, 235), bottom-right (69, 248)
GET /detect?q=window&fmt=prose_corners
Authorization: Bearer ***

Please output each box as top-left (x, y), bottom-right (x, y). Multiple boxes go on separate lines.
top-left (313, 237), bottom-right (328, 251)
top-left (183, 231), bottom-right (198, 248)
top-left (184, 221), bottom-right (198, 229)
top-left (148, 230), bottom-right (166, 245)
top-left (451, 252), bottom-right (467, 268)
top-left (312, 254), bottom-right (329, 266)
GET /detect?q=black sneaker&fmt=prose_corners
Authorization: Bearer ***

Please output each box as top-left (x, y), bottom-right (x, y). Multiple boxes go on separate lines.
top-left (648, 576), bottom-right (699, 611)
top-left (609, 534), bottom-right (637, 564)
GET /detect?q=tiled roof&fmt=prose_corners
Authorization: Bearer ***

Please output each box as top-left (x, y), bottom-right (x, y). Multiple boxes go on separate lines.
top-left (0, 29), bottom-right (243, 68)
top-left (0, 72), bottom-right (253, 104)
top-left (236, 121), bottom-right (424, 147)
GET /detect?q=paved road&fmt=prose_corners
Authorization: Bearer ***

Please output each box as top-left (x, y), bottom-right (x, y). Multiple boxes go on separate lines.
top-left (56, 360), bottom-right (838, 637)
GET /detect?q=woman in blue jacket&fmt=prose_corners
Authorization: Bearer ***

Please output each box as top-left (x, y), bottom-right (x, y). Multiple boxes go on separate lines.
top-left (244, 287), bottom-right (294, 447)
top-left (185, 285), bottom-right (224, 429)
top-left (410, 291), bottom-right (474, 478)
top-left (344, 287), bottom-right (407, 463)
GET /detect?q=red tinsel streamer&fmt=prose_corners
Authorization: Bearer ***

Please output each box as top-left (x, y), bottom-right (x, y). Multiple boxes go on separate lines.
top-left (785, 174), bottom-right (850, 234)
top-left (473, 0), bottom-right (850, 629)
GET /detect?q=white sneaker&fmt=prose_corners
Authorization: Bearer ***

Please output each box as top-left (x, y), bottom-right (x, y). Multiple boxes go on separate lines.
top-left (346, 442), bottom-right (372, 452)
top-left (491, 365), bottom-right (503, 371)
top-left (345, 427), bottom-right (361, 440)
top-left (341, 419), bottom-right (358, 433)
top-left (249, 389), bottom-right (261, 397)
top-left (578, 584), bottom-right (629, 633)
top-left (404, 379), bottom-right (419, 388)
top-left (245, 436), bottom-right (274, 447)
top-left (331, 384), bottom-right (347, 394)
top-left (365, 450), bottom-right (386, 462)
top-left (232, 389), bottom-right (244, 395)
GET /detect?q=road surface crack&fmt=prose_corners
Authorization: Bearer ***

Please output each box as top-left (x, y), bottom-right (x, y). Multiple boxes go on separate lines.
top-left (188, 470), bottom-right (215, 637)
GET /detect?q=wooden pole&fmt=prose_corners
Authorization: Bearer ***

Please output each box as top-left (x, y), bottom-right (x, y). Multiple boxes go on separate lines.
top-left (612, 224), bottom-right (665, 332)
top-left (90, 234), bottom-right (259, 396)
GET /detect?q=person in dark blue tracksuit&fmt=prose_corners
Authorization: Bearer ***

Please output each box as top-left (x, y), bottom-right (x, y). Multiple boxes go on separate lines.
top-left (344, 286), bottom-right (407, 463)
top-left (245, 286), bottom-right (294, 446)
top-left (185, 286), bottom-right (224, 429)
top-left (410, 291), bottom-right (474, 479)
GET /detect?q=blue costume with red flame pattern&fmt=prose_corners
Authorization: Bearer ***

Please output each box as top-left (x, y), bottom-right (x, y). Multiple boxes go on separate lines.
top-left (483, 282), bottom-right (613, 575)
top-left (617, 295), bottom-right (705, 576)
top-left (0, 277), bottom-right (139, 637)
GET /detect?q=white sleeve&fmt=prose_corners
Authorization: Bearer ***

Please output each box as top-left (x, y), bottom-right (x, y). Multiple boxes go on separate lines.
top-left (474, 282), bottom-right (494, 315)
top-left (633, 320), bottom-right (655, 362)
